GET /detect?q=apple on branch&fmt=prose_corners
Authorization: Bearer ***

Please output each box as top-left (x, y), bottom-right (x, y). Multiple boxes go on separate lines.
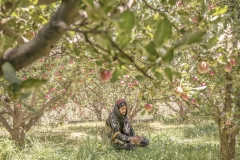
top-left (181, 92), bottom-right (189, 101)
top-left (24, 30), bottom-right (35, 40)
top-left (197, 60), bottom-right (209, 74)
top-left (225, 66), bottom-right (232, 72)
top-left (229, 59), bottom-right (236, 66)
top-left (100, 70), bottom-right (112, 82)
top-left (191, 99), bottom-right (196, 104)
top-left (174, 86), bottom-right (183, 96)
top-left (144, 104), bottom-right (153, 112)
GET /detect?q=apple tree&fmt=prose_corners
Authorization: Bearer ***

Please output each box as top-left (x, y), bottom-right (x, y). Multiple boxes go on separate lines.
top-left (0, 0), bottom-right (237, 159)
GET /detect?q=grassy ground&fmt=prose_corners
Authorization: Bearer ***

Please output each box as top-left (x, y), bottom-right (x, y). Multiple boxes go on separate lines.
top-left (0, 121), bottom-right (239, 160)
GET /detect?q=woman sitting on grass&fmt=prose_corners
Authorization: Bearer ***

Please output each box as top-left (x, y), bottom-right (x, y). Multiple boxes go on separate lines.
top-left (102, 99), bottom-right (149, 150)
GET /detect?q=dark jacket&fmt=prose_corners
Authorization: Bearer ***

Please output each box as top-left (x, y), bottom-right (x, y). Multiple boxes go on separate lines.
top-left (101, 103), bottom-right (135, 145)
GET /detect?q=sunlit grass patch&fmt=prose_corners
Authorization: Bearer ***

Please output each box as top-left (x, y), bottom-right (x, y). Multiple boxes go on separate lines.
top-left (0, 121), bottom-right (239, 160)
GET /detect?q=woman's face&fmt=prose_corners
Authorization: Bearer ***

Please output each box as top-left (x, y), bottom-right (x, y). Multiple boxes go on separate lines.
top-left (119, 105), bottom-right (127, 116)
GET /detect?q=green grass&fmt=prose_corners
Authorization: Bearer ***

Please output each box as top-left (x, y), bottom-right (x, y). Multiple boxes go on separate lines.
top-left (0, 121), bottom-right (239, 160)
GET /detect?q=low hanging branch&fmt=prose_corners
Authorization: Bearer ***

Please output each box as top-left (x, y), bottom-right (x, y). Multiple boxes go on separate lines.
top-left (0, 0), bottom-right (79, 77)
top-left (0, 23), bottom-right (29, 44)
top-left (225, 125), bottom-right (240, 135)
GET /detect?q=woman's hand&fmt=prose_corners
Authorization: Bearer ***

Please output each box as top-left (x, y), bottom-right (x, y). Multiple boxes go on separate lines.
top-left (130, 136), bottom-right (141, 144)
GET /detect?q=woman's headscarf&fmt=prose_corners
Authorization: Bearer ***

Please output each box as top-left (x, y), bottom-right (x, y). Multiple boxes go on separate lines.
top-left (113, 99), bottom-right (128, 122)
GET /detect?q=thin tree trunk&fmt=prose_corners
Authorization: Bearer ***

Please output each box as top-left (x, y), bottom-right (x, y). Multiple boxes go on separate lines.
top-left (218, 121), bottom-right (238, 160)
top-left (10, 124), bottom-right (26, 148)
top-left (218, 74), bottom-right (237, 160)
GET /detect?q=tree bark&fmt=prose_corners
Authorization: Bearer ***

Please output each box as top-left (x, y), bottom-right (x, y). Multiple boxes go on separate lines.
top-left (0, 0), bottom-right (79, 77)
top-left (218, 74), bottom-right (238, 160)
top-left (10, 124), bottom-right (26, 148)
top-left (218, 121), bottom-right (238, 160)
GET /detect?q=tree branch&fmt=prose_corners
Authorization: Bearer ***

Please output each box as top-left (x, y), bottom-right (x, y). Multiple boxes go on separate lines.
top-left (108, 37), bottom-right (153, 79)
top-left (225, 125), bottom-right (240, 135)
top-left (25, 81), bottom-right (72, 131)
top-left (164, 101), bottom-right (178, 112)
top-left (0, 114), bottom-right (12, 133)
top-left (0, 23), bottom-right (29, 44)
top-left (0, 0), bottom-right (80, 77)
top-left (204, 93), bottom-right (220, 114)
top-left (2, 103), bottom-right (16, 119)
top-left (22, 96), bottom-right (61, 123)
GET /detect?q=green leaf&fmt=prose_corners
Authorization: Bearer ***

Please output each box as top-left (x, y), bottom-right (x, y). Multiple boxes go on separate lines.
top-left (172, 71), bottom-right (182, 79)
top-left (185, 31), bottom-right (206, 44)
top-left (0, 37), bottom-right (6, 51)
top-left (117, 35), bottom-right (131, 48)
top-left (2, 62), bottom-right (20, 85)
top-left (154, 18), bottom-right (172, 47)
top-left (169, 0), bottom-right (177, 5)
top-left (0, 82), bottom-right (9, 90)
top-left (95, 61), bottom-right (103, 66)
top-left (82, 0), bottom-right (94, 7)
top-left (21, 78), bottom-right (47, 89)
top-left (177, 10), bottom-right (189, 16)
top-left (111, 68), bottom-right (122, 83)
top-left (118, 11), bottom-right (135, 33)
top-left (154, 72), bottom-right (163, 81)
top-left (136, 75), bottom-right (145, 82)
top-left (173, 31), bottom-right (206, 49)
top-left (145, 41), bottom-right (158, 56)
top-left (24, 104), bottom-right (38, 113)
top-left (17, 93), bottom-right (31, 100)
top-left (207, 35), bottom-right (218, 49)
top-left (200, 0), bottom-right (206, 14)
top-left (164, 68), bottom-right (172, 82)
top-left (12, 83), bottom-right (21, 93)
top-left (210, 5), bottom-right (228, 16)
top-left (140, 110), bottom-right (146, 115)
top-left (162, 48), bottom-right (174, 64)
top-left (8, 0), bottom-right (22, 15)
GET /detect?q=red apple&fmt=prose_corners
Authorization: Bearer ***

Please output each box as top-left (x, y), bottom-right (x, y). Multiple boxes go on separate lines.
top-left (191, 99), bottom-right (196, 104)
top-left (124, 75), bottom-right (130, 79)
top-left (177, 1), bottom-right (182, 6)
top-left (192, 17), bottom-right (198, 23)
top-left (128, 83), bottom-right (133, 87)
top-left (225, 66), bottom-right (232, 72)
top-left (133, 80), bottom-right (139, 85)
top-left (209, 70), bottom-right (214, 76)
top-left (181, 93), bottom-right (189, 101)
top-left (144, 104), bottom-right (153, 112)
top-left (197, 61), bottom-right (209, 73)
top-left (212, 109), bottom-right (217, 115)
top-left (25, 31), bottom-right (35, 39)
top-left (46, 94), bottom-right (50, 99)
top-left (229, 59), bottom-right (236, 66)
top-left (174, 86), bottom-right (183, 96)
top-left (193, 76), bottom-right (198, 81)
top-left (225, 119), bottom-right (231, 125)
top-left (100, 70), bottom-right (112, 82)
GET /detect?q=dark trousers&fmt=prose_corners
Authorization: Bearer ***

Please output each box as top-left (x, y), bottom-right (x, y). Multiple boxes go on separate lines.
top-left (113, 136), bottom-right (149, 151)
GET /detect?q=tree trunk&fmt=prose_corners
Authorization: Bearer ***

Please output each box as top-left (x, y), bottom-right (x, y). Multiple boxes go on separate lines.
top-left (218, 74), bottom-right (238, 160)
top-left (218, 121), bottom-right (238, 160)
top-left (10, 124), bottom-right (26, 148)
